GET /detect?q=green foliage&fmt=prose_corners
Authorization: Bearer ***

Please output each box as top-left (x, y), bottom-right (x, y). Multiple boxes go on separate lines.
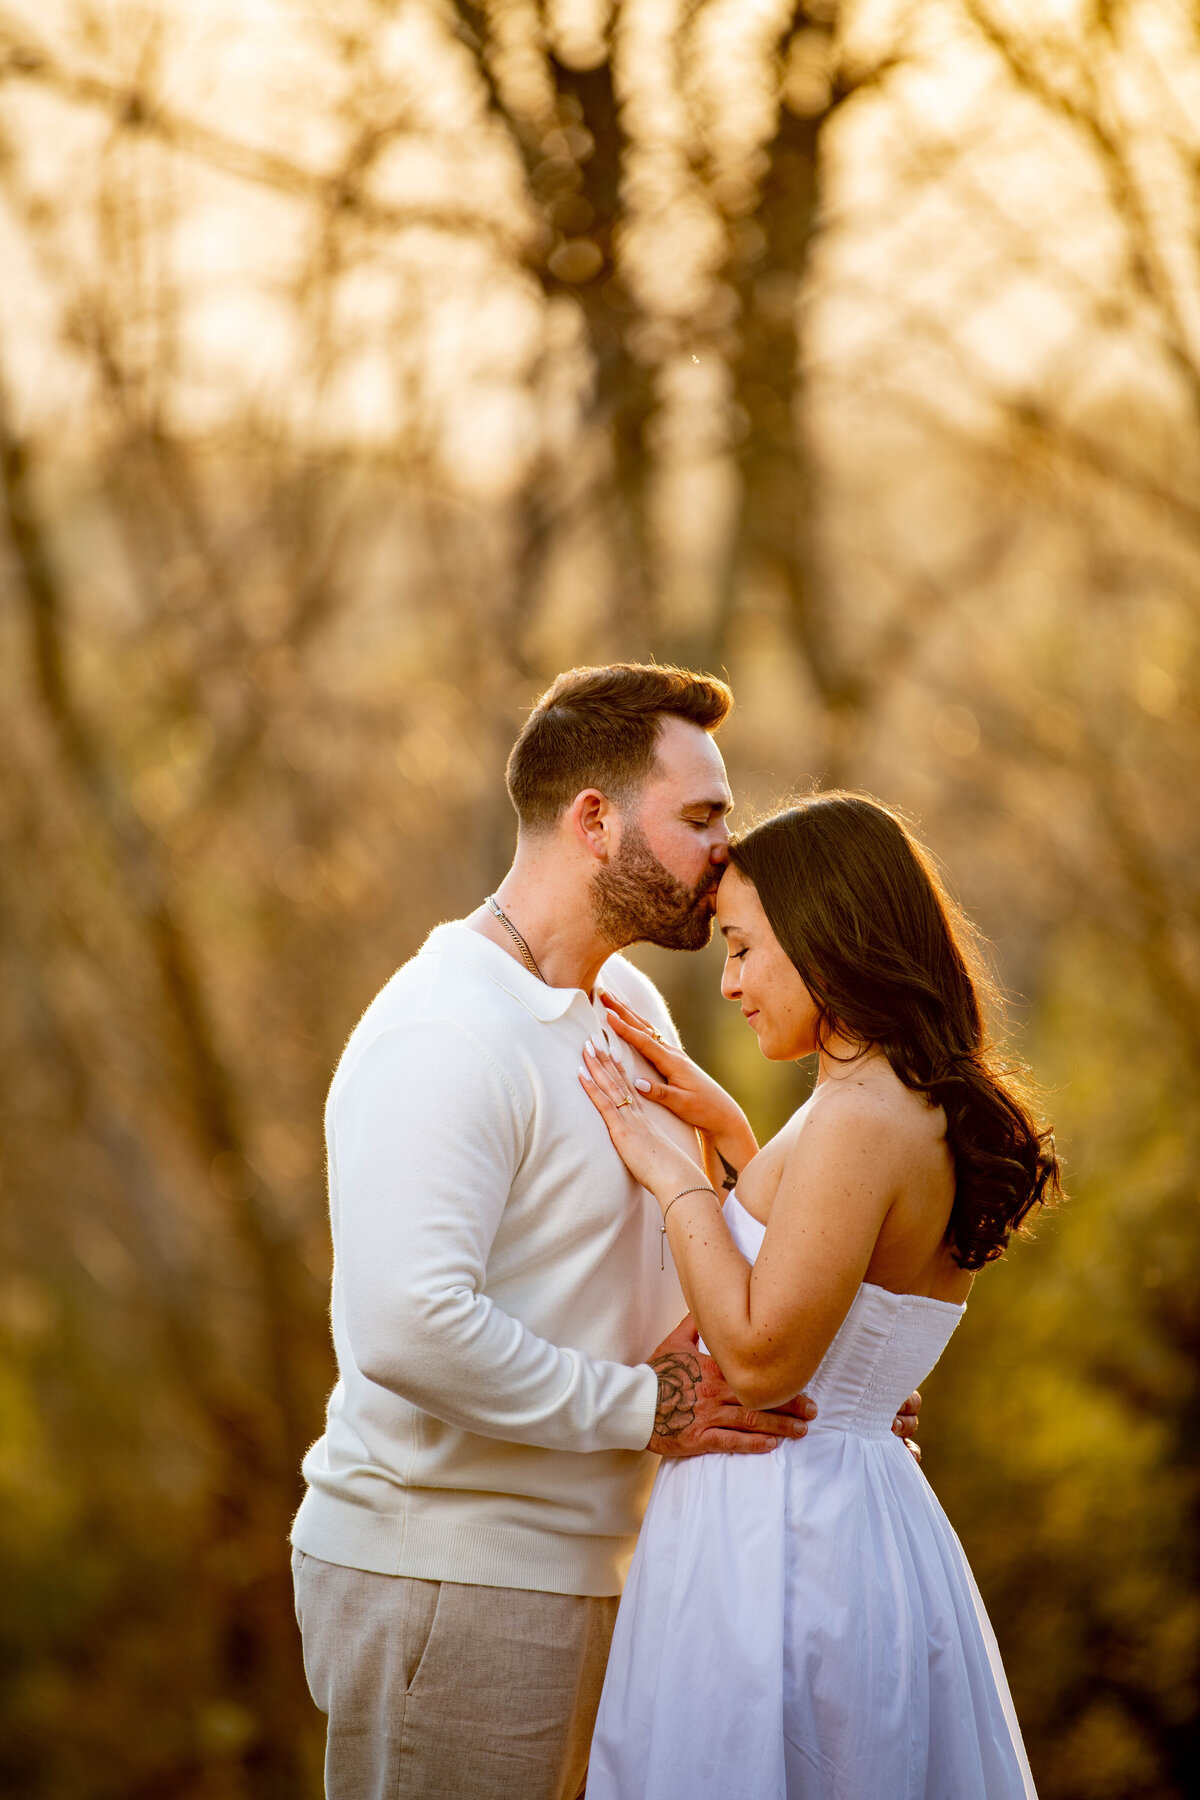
top-left (918, 923), bottom-right (1200, 1798)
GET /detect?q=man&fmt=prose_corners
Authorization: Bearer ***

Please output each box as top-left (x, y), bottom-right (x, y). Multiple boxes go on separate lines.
top-left (292, 663), bottom-right (919, 1799)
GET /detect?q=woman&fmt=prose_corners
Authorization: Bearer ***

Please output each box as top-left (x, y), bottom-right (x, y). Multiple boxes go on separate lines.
top-left (579, 794), bottom-right (1059, 1800)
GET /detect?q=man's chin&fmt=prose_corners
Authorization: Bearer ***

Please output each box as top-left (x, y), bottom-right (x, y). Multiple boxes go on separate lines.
top-left (644, 910), bottom-right (717, 953)
top-left (590, 833), bottom-right (720, 953)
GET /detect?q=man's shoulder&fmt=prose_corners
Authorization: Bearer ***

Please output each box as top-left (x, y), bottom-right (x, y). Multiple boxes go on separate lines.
top-left (333, 925), bottom-right (534, 1078)
top-left (329, 997), bottom-right (531, 1131)
top-left (359, 921), bottom-right (521, 1019)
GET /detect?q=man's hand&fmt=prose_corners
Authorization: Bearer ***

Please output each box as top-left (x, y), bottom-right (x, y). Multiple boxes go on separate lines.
top-left (646, 1321), bottom-right (924, 1461)
top-left (893, 1389), bottom-right (922, 1462)
top-left (646, 1316), bottom-right (816, 1457)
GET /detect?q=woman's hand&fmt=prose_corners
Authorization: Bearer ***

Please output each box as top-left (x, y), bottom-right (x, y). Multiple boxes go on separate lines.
top-left (598, 991), bottom-right (758, 1183)
top-left (580, 1037), bottom-right (708, 1207)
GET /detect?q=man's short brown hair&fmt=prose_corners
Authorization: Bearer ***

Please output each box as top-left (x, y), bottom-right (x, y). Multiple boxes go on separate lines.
top-left (505, 663), bottom-right (733, 834)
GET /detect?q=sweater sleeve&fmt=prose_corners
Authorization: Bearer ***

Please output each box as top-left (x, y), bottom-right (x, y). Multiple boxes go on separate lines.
top-left (330, 1020), bottom-right (659, 1455)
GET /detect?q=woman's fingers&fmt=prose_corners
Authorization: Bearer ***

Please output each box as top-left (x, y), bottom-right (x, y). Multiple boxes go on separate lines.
top-left (598, 992), bottom-right (680, 1055)
top-left (632, 1075), bottom-right (667, 1102)
top-left (581, 1038), bottom-right (637, 1112)
top-left (600, 996), bottom-right (667, 1045)
top-left (603, 1010), bottom-right (681, 1078)
top-left (579, 1063), bottom-right (619, 1130)
top-left (581, 1032), bottom-right (692, 1135)
top-left (597, 990), bottom-right (656, 1035)
top-left (593, 1026), bottom-right (697, 1120)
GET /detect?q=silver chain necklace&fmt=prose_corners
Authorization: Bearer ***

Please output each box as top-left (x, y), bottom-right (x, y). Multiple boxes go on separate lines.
top-left (485, 895), bottom-right (546, 983)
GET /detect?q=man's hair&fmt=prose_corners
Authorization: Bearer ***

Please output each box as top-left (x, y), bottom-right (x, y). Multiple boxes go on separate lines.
top-left (505, 663), bottom-right (733, 833)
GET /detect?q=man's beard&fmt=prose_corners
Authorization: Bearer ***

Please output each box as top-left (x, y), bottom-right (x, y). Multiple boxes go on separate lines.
top-left (589, 822), bottom-right (719, 951)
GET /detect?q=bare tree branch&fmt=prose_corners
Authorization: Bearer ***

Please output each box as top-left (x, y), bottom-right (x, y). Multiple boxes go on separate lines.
top-left (963, 0), bottom-right (1200, 429)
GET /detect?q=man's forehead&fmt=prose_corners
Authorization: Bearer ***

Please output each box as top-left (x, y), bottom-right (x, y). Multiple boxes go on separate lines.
top-left (647, 717), bottom-right (732, 801)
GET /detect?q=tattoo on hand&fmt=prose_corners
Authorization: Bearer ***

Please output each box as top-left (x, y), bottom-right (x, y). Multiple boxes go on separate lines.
top-left (717, 1150), bottom-right (739, 1192)
top-left (651, 1349), bottom-right (702, 1439)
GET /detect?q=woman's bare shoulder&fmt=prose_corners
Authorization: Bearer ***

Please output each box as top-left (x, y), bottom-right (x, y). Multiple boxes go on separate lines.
top-left (756, 1074), bottom-right (903, 1170)
top-left (788, 1064), bottom-right (947, 1186)
top-left (815, 1059), bottom-right (943, 1130)
top-left (743, 1064), bottom-right (943, 1222)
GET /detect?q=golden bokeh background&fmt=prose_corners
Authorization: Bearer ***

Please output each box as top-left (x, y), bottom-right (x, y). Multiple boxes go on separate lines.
top-left (1, 1), bottom-right (1197, 1794)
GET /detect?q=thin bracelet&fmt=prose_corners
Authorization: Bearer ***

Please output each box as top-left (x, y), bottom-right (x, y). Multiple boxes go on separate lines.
top-left (660, 1185), bottom-right (719, 1270)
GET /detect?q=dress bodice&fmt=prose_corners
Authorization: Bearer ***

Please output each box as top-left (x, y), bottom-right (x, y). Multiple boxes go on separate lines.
top-left (713, 1191), bottom-right (966, 1438)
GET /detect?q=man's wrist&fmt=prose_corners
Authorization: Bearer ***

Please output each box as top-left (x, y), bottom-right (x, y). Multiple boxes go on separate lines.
top-left (647, 1343), bottom-right (703, 1447)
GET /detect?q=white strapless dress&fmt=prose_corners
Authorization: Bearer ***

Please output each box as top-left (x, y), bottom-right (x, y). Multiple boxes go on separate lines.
top-left (587, 1193), bottom-right (1036, 1800)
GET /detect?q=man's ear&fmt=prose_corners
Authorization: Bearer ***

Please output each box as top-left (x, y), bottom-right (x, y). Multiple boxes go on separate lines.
top-left (569, 789), bottom-right (615, 861)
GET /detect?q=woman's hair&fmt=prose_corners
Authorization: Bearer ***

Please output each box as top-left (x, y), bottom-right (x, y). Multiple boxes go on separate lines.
top-left (727, 793), bottom-right (1060, 1269)
top-left (506, 663), bottom-right (732, 833)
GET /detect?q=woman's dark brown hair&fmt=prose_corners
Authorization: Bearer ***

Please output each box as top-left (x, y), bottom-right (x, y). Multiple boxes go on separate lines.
top-left (728, 793), bottom-right (1060, 1269)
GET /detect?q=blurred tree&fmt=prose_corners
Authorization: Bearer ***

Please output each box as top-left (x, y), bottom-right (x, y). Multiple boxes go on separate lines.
top-left (1, 1), bottom-right (1198, 1795)
top-left (813, 5), bottom-right (1200, 1791)
top-left (448, 0), bottom-right (955, 765)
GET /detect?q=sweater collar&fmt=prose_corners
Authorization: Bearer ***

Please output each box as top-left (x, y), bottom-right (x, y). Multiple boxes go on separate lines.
top-left (420, 921), bottom-right (599, 1023)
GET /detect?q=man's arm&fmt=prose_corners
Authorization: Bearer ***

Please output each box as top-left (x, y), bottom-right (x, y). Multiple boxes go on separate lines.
top-left (645, 1315), bottom-right (815, 1456)
top-left (643, 1318), bottom-right (923, 1459)
top-left (335, 1020), bottom-right (657, 1454)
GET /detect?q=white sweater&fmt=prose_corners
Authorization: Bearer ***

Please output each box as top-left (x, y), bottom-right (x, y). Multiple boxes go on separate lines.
top-left (291, 921), bottom-right (696, 1596)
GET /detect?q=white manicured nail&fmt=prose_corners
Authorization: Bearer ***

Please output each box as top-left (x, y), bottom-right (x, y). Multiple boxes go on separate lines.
top-left (635, 1079), bottom-right (651, 1092)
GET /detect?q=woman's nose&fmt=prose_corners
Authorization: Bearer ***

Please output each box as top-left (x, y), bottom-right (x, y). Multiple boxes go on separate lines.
top-left (720, 961), bottom-right (740, 1001)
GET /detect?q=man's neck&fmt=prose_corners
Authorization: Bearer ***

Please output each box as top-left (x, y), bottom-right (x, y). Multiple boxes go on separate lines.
top-left (465, 858), bottom-right (622, 998)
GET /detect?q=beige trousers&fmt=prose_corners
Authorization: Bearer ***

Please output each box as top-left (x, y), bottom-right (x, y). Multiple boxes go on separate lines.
top-left (292, 1549), bottom-right (618, 1800)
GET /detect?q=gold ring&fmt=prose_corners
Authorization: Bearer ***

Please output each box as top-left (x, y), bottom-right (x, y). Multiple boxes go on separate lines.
top-left (615, 1096), bottom-right (632, 1109)
top-left (650, 1030), bottom-right (665, 1044)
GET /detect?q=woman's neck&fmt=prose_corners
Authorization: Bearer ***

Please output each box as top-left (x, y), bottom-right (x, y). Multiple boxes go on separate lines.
top-left (814, 1037), bottom-right (885, 1085)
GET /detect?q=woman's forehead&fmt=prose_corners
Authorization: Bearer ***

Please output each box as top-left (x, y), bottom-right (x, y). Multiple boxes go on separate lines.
top-left (715, 866), bottom-right (759, 929)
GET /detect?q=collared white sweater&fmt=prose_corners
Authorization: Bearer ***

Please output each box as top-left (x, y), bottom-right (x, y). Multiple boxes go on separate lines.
top-left (291, 921), bottom-right (695, 1597)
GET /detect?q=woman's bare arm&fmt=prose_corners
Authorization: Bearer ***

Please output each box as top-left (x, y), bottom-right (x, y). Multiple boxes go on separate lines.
top-left (582, 1039), bottom-right (901, 1410)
